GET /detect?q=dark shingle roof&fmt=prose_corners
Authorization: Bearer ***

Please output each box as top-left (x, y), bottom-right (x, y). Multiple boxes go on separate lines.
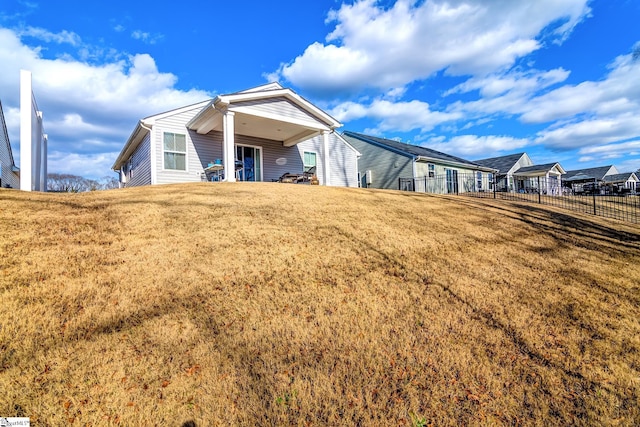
top-left (515, 162), bottom-right (562, 174)
top-left (342, 131), bottom-right (482, 168)
top-left (473, 153), bottom-right (525, 174)
top-left (603, 172), bottom-right (636, 183)
top-left (564, 166), bottom-right (614, 181)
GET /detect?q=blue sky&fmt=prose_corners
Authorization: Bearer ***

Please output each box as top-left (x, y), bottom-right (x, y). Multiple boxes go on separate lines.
top-left (1, 0), bottom-right (639, 179)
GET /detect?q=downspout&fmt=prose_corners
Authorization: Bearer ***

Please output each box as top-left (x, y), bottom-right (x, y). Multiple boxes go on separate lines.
top-left (139, 121), bottom-right (155, 185)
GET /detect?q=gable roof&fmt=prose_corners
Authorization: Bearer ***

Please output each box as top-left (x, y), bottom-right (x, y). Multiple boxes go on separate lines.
top-left (343, 131), bottom-right (494, 171)
top-left (603, 172), bottom-right (639, 183)
top-left (473, 153), bottom-right (526, 174)
top-left (189, 83), bottom-right (341, 132)
top-left (112, 100), bottom-right (211, 170)
top-left (564, 166), bottom-right (616, 181)
top-left (515, 162), bottom-right (566, 176)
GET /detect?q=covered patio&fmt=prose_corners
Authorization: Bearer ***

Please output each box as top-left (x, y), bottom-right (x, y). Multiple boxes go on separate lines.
top-left (513, 162), bottom-right (566, 195)
top-left (186, 83), bottom-right (341, 185)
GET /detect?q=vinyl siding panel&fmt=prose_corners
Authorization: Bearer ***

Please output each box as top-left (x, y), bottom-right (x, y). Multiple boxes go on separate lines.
top-left (233, 97), bottom-right (320, 125)
top-left (131, 100), bottom-right (354, 187)
top-left (343, 134), bottom-right (412, 189)
top-left (124, 133), bottom-right (151, 187)
top-left (301, 133), bottom-right (359, 187)
top-left (415, 162), bottom-right (478, 177)
top-left (155, 105), bottom-right (210, 185)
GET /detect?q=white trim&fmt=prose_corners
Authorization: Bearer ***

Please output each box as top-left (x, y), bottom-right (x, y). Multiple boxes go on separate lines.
top-left (161, 131), bottom-right (188, 172)
top-left (149, 125), bottom-right (157, 184)
top-left (302, 150), bottom-right (318, 174)
top-left (217, 89), bottom-right (340, 128)
top-left (322, 131), bottom-right (330, 186)
top-left (20, 70), bottom-right (32, 191)
top-left (143, 100), bottom-right (210, 125)
top-left (230, 105), bottom-right (332, 131)
top-left (223, 111), bottom-right (236, 182)
top-left (235, 142), bottom-right (264, 182)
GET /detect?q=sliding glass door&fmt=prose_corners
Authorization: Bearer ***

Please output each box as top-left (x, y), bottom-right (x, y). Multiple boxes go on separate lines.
top-left (235, 145), bottom-right (262, 182)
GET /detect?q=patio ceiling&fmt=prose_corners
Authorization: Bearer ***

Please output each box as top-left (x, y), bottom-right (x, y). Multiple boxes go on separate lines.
top-left (189, 109), bottom-right (323, 147)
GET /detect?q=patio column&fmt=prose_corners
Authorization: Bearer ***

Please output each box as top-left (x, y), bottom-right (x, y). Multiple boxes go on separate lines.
top-left (223, 110), bottom-right (236, 182)
top-left (322, 130), bottom-right (330, 186)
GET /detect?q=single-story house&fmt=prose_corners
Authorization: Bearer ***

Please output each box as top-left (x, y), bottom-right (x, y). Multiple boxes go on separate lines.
top-left (603, 172), bottom-right (639, 194)
top-left (0, 100), bottom-right (20, 189)
top-left (112, 83), bottom-right (360, 187)
top-left (473, 153), bottom-right (565, 194)
top-left (511, 163), bottom-right (566, 195)
top-left (563, 165), bottom-right (619, 194)
top-left (474, 152), bottom-right (530, 192)
top-left (341, 131), bottom-right (496, 193)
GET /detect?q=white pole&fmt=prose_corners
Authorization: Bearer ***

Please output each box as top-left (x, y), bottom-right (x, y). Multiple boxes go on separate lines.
top-left (20, 70), bottom-right (32, 191)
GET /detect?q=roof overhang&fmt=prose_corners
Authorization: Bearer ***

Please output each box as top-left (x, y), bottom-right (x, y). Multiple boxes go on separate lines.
top-left (187, 88), bottom-right (342, 146)
top-left (514, 163), bottom-right (566, 177)
top-left (112, 121), bottom-right (150, 170)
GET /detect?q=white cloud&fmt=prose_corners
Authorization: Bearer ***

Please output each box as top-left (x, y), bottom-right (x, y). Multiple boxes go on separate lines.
top-left (273, 0), bottom-right (590, 96)
top-left (518, 53), bottom-right (640, 123)
top-left (420, 134), bottom-right (530, 158)
top-left (131, 30), bottom-right (164, 45)
top-left (534, 113), bottom-right (640, 150)
top-left (331, 98), bottom-right (461, 133)
top-left (577, 139), bottom-right (640, 163)
top-left (0, 26), bottom-right (211, 178)
top-left (17, 26), bottom-right (81, 46)
top-left (47, 151), bottom-right (122, 178)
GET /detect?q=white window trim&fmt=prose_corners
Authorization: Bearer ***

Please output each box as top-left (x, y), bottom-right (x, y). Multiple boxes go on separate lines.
top-left (303, 150), bottom-right (318, 174)
top-left (428, 163), bottom-right (435, 178)
top-left (162, 131), bottom-right (188, 172)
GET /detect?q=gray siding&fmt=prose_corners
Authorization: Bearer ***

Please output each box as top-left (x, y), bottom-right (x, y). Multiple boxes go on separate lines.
top-left (343, 134), bottom-right (413, 189)
top-left (297, 133), bottom-right (358, 187)
top-left (233, 97), bottom-right (319, 125)
top-left (155, 105), bottom-right (209, 185)
top-left (132, 101), bottom-right (356, 187)
top-left (124, 133), bottom-right (152, 187)
top-left (329, 133), bottom-right (359, 187)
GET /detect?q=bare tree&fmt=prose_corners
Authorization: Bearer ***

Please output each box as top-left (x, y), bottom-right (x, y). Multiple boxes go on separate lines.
top-left (47, 173), bottom-right (119, 192)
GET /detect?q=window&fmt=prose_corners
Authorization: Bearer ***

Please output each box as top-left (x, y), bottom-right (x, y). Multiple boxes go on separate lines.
top-left (476, 171), bottom-right (482, 190)
top-left (488, 173), bottom-right (494, 190)
top-left (428, 163), bottom-right (435, 178)
top-left (163, 132), bottom-right (187, 170)
top-left (303, 151), bottom-right (317, 173)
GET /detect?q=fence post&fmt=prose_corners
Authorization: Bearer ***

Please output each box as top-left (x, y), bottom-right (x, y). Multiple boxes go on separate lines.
top-left (592, 177), bottom-right (597, 215)
top-left (537, 176), bottom-right (541, 204)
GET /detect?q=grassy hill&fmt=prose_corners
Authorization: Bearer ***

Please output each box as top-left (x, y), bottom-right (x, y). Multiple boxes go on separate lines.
top-left (1, 183), bottom-right (639, 426)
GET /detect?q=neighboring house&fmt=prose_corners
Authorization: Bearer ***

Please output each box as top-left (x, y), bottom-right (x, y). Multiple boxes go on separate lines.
top-left (0, 100), bottom-right (20, 189)
top-left (474, 153), bottom-right (565, 194)
top-left (563, 165), bottom-right (619, 194)
top-left (112, 83), bottom-right (360, 187)
top-left (474, 152), bottom-right (532, 192)
top-left (341, 131), bottom-right (496, 193)
top-left (603, 172), bottom-right (639, 194)
top-left (563, 165), bottom-right (618, 182)
top-left (510, 163), bottom-right (566, 195)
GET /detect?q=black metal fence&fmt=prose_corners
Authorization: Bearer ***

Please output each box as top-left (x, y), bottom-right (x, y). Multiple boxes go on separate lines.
top-left (399, 174), bottom-right (640, 224)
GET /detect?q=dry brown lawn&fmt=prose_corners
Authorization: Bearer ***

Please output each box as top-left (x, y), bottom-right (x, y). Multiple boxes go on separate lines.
top-left (1, 183), bottom-right (639, 426)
